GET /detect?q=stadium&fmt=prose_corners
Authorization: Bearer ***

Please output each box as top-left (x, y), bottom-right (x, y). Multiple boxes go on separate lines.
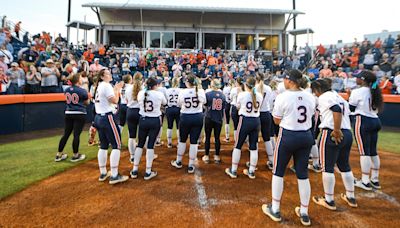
top-left (0, 0), bottom-right (400, 227)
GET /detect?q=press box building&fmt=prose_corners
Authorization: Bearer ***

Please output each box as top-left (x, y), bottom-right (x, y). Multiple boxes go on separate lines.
top-left (83, 1), bottom-right (304, 52)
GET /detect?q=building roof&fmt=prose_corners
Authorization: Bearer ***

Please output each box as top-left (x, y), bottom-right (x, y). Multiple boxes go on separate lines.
top-left (288, 28), bottom-right (314, 36)
top-left (66, 21), bottom-right (98, 30)
top-left (82, 1), bottom-right (304, 15)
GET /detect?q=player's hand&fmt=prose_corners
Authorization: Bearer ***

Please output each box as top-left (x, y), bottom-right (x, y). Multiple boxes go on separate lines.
top-left (115, 81), bottom-right (124, 89)
top-left (331, 129), bottom-right (343, 145)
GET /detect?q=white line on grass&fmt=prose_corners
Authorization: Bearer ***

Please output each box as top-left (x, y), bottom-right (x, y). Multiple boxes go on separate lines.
top-left (194, 160), bottom-right (212, 225)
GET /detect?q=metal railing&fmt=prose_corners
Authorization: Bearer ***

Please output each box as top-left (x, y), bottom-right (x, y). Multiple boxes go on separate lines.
top-left (1, 15), bottom-right (32, 41)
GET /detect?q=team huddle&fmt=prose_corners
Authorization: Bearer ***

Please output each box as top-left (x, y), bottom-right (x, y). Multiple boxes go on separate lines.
top-left (55, 68), bottom-right (383, 226)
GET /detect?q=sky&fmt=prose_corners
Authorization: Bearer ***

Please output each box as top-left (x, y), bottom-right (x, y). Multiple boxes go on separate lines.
top-left (1, 0), bottom-right (398, 48)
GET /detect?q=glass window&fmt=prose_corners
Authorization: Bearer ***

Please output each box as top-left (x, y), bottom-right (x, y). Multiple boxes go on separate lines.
top-left (162, 32), bottom-right (174, 48)
top-left (108, 31), bottom-right (145, 48)
top-left (204, 33), bottom-right (231, 50)
top-left (150, 32), bottom-right (160, 48)
top-left (259, 35), bottom-right (279, 51)
top-left (236, 34), bottom-right (255, 50)
top-left (175, 33), bottom-right (196, 49)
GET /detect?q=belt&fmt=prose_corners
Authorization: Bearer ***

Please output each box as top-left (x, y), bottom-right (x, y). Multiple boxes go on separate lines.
top-left (98, 112), bottom-right (113, 116)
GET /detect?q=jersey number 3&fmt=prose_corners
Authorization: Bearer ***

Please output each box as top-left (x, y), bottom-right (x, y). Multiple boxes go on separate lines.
top-left (297, 106), bottom-right (307, 123)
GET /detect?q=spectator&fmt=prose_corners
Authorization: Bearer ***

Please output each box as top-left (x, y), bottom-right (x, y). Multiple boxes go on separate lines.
top-left (372, 65), bottom-right (385, 82)
top-left (384, 34), bottom-right (395, 55)
top-left (363, 49), bottom-right (375, 70)
top-left (14, 21), bottom-right (21, 39)
top-left (394, 71), bottom-right (400, 94)
top-left (23, 32), bottom-right (30, 45)
top-left (6, 62), bottom-right (25, 94)
top-left (83, 47), bottom-right (94, 64)
top-left (331, 72), bottom-right (344, 92)
top-left (344, 72), bottom-right (357, 92)
top-left (0, 67), bottom-right (8, 95)
top-left (379, 53), bottom-right (392, 76)
top-left (25, 65), bottom-right (41, 94)
top-left (0, 44), bottom-right (13, 65)
top-left (0, 52), bottom-right (8, 72)
top-left (319, 63), bottom-right (333, 78)
top-left (89, 58), bottom-right (103, 75)
top-left (247, 55), bottom-right (257, 73)
top-left (379, 75), bottom-right (393, 94)
top-left (41, 59), bottom-right (60, 93)
top-left (122, 58), bottom-right (130, 75)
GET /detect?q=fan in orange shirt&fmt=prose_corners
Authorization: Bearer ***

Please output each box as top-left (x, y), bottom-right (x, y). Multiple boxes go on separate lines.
top-left (379, 76), bottom-right (393, 94)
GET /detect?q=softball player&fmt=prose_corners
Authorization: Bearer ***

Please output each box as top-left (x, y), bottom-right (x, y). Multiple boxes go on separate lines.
top-left (130, 77), bottom-right (167, 180)
top-left (310, 79), bottom-right (357, 210)
top-left (222, 79), bottom-right (234, 142)
top-left (165, 76), bottom-right (181, 148)
top-left (156, 81), bottom-right (168, 146)
top-left (262, 70), bottom-right (315, 226)
top-left (125, 72), bottom-right (143, 163)
top-left (225, 76), bottom-right (262, 179)
top-left (118, 74), bottom-right (132, 134)
top-left (349, 70), bottom-right (383, 190)
top-left (171, 74), bottom-right (206, 174)
top-left (93, 69), bottom-right (128, 185)
top-left (230, 77), bottom-right (245, 142)
top-left (203, 79), bottom-right (226, 164)
top-left (56, 73), bottom-right (89, 162)
top-left (256, 73), bottom-right (274, 170)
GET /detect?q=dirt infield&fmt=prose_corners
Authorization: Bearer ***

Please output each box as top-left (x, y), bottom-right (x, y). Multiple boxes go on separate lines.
top-left (0, 139), bottom-right (400, 227)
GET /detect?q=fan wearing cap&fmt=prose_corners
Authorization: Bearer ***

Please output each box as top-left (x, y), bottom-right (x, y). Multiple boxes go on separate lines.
top-left (202, 79), bottom-right (226, 164)
top-left (6, 62), bottom-right (25, 94)
top-left (262, 69), bottom-right (315, 226)
top-left (225, 76), bottom-right (263, 180)
top-left (130, 77), bottom-right (167, 181)
top-left (40, 59), bottom-right (60, 93)
top-left (349, 70), bottom-right (383, 191)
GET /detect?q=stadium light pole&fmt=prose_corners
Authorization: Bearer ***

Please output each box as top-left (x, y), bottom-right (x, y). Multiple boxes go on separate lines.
top-left (292, 0), bottom-right (297, 51)
top-left (67, 0), bottom-right (71, 44)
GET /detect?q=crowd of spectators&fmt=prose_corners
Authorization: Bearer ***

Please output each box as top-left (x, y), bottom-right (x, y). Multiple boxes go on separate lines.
top-left (1, 17), bottom-right (400, 95)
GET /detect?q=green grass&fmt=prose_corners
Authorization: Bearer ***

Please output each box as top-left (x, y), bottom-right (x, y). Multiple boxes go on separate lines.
top-left (376, 130), bottom-right (400, 154)
top-left (0, 124), bottom-right (398, 200)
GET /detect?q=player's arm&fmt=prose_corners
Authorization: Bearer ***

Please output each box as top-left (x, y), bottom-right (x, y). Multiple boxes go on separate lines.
top-left (331, 105), bottom-right (344, 145)
top-left (107, 82), bottom-right (124, 104)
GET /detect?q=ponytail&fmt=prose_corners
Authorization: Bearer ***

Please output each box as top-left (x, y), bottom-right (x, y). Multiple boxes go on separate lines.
top-left (187, 73), bottom-right (198, 97)
top-left (93, 69), bottom-right (106, 98)
top-left (256, 73), bottom-right (265, 94)
top-left (132, 72), bottom-right (143, 101)
top-left (246, 77), bottom-right (259, 109)
top-left (236, 77), bottom-right (245, 92)
top-left (361, 71), bottom-right (383, 112)
top-left (144, 77), bottom-right (158, 112)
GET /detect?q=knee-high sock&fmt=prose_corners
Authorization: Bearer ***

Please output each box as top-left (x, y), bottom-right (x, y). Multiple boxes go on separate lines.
top-left (167, 129), bottom-right (173, 144)
top-left (265, 141), bottom-right (273, 163)
top-left (371, 155), bottom-right (380, 182)
top-left (298, 179), bottom-right (311, 215)
top-left (225, 124), bottom-right (230, 139)
top-left (128, 138), bottom-right (136, 158)
top-left (341, 171), bottom-right (355, 198)
top-left (249, 150), bottom-right (258, 173)
top-left (176, 142), bottom-right (186, 163)
top-left (231, 148), bottom-right (241, 172)
top-left (271, 175), bottom-right (284, 213)
top-left (188, 144), bottom-right (198, 167)
top-left (97, 149), bottom-right (108, 174)
top-left (322, 172), bottom-right (335, 202)
top-left (360, 156), bottom-right (371, 184)
top-left (310, 144), bottom-right (319, 166)
top-left (270, 137), bottom-right (276, 151)
top-left (176, 129), bottom-right (180, 142)
top-left (110, 149), bottom-right (121, 178)
top-left (146, 149), bottom-right (155, 173)
top-left (133, 147), bottom-right (143, 172)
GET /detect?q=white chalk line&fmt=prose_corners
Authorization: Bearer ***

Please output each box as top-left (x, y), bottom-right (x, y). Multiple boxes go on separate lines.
top-left (357, 190), bottom-right (400, 207)
top-left (193, 160), bottom-right (212, 225)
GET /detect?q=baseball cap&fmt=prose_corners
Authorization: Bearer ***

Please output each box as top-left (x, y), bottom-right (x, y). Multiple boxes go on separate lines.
top-left (353, 69), bottom-right (364, 79)
top-left (0, 52), bottom-right (4, 57)
top-left (94, 58), bottom-right (99, 62)
top-left (46, 59), bottom-right (54, 64)
top-left (11, 62), bottom-right (19, 67)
